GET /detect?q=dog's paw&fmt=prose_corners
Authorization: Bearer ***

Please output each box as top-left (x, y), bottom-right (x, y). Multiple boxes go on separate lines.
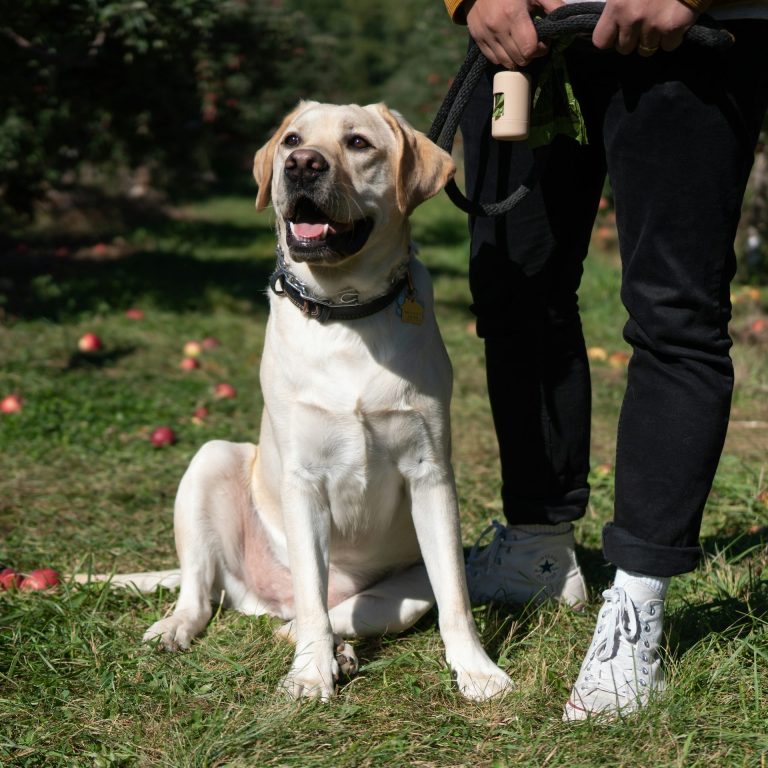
top-left (334, 636), bottom-right (358, 678)
top-left (451, 661), bottom-right (514, 701)
top-left (279, 650), bottom-right (339, 701)
top-left (143, 614), bottom-right (200, 651)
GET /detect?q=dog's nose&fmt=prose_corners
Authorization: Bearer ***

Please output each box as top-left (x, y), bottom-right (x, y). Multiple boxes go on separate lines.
top-left (284, 149), bottom-right (329, 185)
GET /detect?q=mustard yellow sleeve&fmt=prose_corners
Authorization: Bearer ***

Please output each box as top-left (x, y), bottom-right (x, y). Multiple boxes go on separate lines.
top-left (444, 0), bottom-right (468, 24)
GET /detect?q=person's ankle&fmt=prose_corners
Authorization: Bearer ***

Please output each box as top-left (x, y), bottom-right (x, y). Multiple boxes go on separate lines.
top-left (613, 568), bottom-right (670, 600)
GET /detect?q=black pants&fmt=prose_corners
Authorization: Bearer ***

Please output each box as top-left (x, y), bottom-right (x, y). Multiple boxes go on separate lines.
top-left (461, 22), bottom-right (768, 577)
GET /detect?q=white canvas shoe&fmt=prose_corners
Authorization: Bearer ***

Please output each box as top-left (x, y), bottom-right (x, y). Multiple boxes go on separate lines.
top-left (465, 520), bottom-right (588, 607)
top-left (563, 583), bottom-right (665, 721)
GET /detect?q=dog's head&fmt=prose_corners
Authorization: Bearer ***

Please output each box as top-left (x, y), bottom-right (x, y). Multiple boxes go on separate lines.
top-left (253, 102), bottom-right (455, 267)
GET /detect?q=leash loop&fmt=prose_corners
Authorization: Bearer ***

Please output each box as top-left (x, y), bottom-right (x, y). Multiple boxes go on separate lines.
top-left (429, 2), bottom-right (734, 217)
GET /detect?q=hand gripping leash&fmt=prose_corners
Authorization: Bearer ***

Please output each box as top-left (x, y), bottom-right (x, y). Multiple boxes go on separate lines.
top-left (428, 2), bottom-right (734, 217)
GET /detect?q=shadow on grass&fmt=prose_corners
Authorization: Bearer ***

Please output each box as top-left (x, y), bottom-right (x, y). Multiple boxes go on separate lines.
top-left (2, 244), bottom-right (275, 321)
top-left (66, 346), bottom-right (139, 370)
top-left (665, 528), bottom-right (768, 656)
top-left (2, 194), bottom-right (277, 321)
top-left (667, 588), bottom-right (768, 657)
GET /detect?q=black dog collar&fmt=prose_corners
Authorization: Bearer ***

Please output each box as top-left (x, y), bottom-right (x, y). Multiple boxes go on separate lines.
top-left (268, 247), bottom-right (410, 324)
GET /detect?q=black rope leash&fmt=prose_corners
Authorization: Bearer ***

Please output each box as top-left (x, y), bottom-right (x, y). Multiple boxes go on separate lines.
top-left (428, 2), bottom-right (735, 217)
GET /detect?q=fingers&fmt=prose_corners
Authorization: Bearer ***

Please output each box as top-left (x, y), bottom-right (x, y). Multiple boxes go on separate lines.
top-left (466, 0), bottom-right (550, 68)
top-left (592, 0), bottom-right (697, 56)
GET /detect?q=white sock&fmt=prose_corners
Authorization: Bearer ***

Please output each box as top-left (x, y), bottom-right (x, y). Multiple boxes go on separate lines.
top-left (613, 568), bottom-right (670, 599)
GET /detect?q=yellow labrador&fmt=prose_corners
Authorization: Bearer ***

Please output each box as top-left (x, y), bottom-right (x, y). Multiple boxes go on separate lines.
top-left (111, 102), bottom-right (512, 701)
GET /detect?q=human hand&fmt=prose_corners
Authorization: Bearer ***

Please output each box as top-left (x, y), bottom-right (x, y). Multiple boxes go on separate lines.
top-left (592, 0), bottom-right (698, 56)
top-left (465, 0), bottom-right (565, 69)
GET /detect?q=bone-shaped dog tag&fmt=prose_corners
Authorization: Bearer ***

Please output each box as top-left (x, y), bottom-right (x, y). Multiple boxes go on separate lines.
top-left (400, 297), bottom-right (424, 325)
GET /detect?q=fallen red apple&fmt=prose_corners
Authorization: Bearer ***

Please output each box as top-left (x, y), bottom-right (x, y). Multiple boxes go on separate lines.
top-left (202, 336), bottom-right (221, 349)
top-left (751, 318), bottom-right (766, 333)
top-left (78, 332), bottom-right (103, 353)
top-left (191, 406), bottom-right (209, 425)
top-left (608, 351), bottom-right (631, 368)
top-left (1, 394), bottom-right (23, 414)
top-left (0, 567), bottom-right (23, 591)
top-left (179, 357), bottom-right (200, 371)
top-left (125, 307), bottom-right (145, 320)
top-left (214, 382), bottom-right (237, 399)
top-left (150, 426), bottom-right (176, 447)
top-left (183, 341), bottom-right (203, 358)
top-left (20, 567), bottom-right (61, 591)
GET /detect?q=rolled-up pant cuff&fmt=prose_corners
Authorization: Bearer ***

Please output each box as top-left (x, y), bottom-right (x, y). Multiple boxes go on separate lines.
top-left (504, 488), bottom-right (589, 526)
top-left (602, 523), bottom-right (702, 577)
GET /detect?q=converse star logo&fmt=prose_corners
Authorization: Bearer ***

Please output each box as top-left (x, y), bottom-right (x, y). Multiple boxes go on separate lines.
top-left (536, 555), bottom-right (560, 582)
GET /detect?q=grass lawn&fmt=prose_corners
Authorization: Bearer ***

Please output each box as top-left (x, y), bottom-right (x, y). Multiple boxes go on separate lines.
top-left (1, 192), bottom-right (767, 767)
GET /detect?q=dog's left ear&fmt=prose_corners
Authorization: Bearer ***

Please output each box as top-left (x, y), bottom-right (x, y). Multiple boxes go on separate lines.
top-left (375, 104), bottom-right (456, 216)
top-left (253, 102), bottom-right (314, 211)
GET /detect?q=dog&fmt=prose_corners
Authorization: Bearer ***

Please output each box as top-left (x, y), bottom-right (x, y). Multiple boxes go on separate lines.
top-left (97, 101), bottom-right (512, 701)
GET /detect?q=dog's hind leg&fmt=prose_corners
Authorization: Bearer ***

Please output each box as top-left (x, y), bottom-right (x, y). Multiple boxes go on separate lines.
top-left (143, 440), bottom-right (257, 651)
top-left (278, 563), bottom-right (434, 641)
top-left (329, 563), bottom-right (435, 637)
top-left (277, 563), bottom-right (435, 676)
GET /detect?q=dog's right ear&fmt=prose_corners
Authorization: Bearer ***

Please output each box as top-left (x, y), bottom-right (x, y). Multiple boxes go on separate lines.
top-left (253, 102), bottom-right (312, 211)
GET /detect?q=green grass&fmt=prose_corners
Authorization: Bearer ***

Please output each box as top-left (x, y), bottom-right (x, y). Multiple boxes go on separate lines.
top-left (1, 194), bottom-right (767, 767)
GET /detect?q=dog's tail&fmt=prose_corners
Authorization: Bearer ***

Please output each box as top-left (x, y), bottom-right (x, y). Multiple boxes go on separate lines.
top-left (72, 569), bottom-right (181, 592)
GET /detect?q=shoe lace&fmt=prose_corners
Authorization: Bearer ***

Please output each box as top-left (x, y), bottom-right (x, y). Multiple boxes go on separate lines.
top-left (467, 520), bottom-right (507, 570)
top-left (593, 587), bottom-right (640, 663)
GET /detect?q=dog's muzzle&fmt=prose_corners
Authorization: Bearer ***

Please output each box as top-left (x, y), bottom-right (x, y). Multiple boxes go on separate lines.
top-left (282, 149), bottom-right (373, 263)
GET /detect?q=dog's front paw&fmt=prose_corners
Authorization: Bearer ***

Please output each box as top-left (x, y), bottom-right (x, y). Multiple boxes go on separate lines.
top-left (279, 645), bottom-right (339, 701)
top-left (143, 610), bottom-right (207, 651)
top-left (451, 660), bottom-right (514, 701)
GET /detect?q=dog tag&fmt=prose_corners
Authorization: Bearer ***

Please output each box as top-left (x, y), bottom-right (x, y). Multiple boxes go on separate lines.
top-left (400, 297), bottom-right (424, 325)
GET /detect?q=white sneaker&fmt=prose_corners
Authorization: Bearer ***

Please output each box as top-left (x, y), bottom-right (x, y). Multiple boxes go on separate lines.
top-left (563, 584), bottom-right (665, 721)
top-left (465, 520), bottom-right (588, 607)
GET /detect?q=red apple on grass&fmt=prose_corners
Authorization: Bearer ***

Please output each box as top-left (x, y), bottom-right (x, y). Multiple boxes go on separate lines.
top-left (0, 567), bottom-right (23, 590)
top-left (125, 308), bottom-right (145, 320)
top-left (191, 406), bottom-right (209, 425)
top-left (202, 336), bottom-right (221, 349)
top-left (20, 568), bottom-right (61, 591)
top-left (214, 382), bottom-right (236, 399)
top-left (78, 332), bottom-right (103, 353)
top-left (179, 357), bottom-right (200, 371)
top-left (150, 426), bottom-right (176, 447)
top-left (1, 394), bottom-right (23, 414)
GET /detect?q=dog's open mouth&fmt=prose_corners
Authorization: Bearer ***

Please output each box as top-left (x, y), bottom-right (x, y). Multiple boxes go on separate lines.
top-left (285, 197), bottom-right (373, 262)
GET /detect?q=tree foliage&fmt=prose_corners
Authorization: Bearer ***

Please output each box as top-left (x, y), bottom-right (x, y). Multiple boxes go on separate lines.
top-left (0, 0), bottom-right (467, 213)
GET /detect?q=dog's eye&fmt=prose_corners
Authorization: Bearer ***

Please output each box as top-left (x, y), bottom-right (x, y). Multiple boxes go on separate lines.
top-left (283, 133), bottom-right (301, 147)
top-left (347, 135), bottom-right (371, 150)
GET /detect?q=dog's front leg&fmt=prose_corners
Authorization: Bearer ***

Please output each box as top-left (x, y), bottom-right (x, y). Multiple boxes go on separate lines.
top-left (407, 466), bottom-right (514, 701)
top-left (279, 475), bottom-right (338, 701)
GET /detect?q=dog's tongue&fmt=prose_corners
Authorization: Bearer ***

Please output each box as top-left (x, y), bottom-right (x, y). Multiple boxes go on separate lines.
top-left (293, 222), bottom-right (327, 240)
